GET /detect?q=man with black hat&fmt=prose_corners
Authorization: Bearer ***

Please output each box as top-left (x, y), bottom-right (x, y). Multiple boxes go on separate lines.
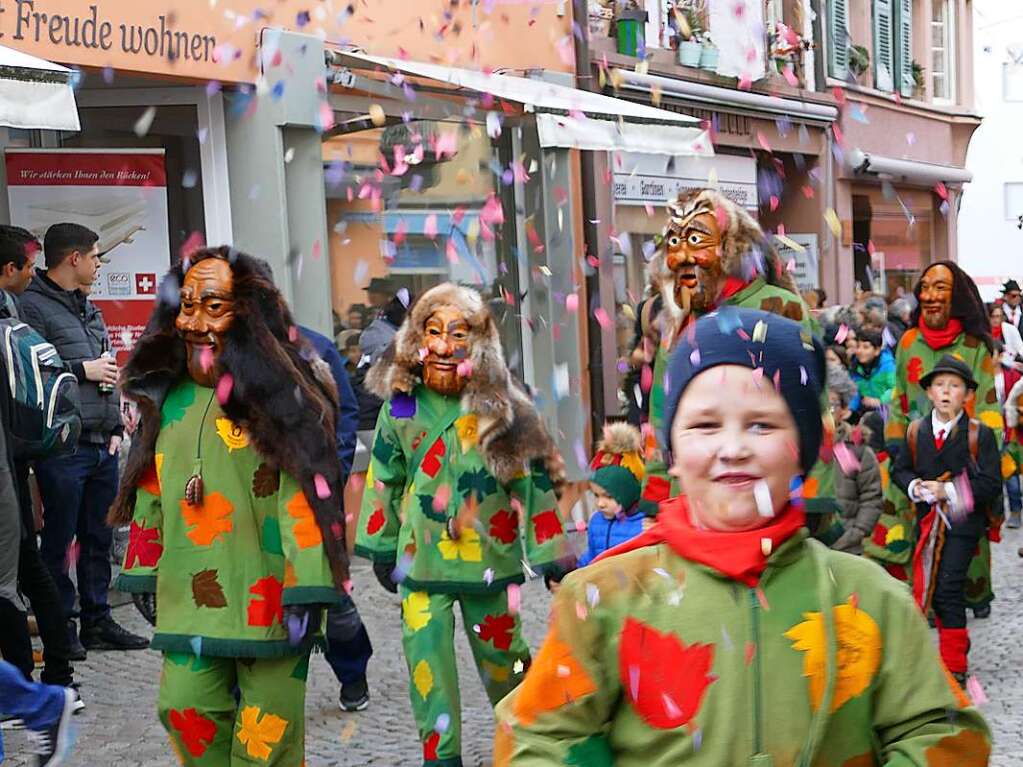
top-left (892, 354), bottom-right (1002, 684)
top-left (1002, 279), bottom-right (1022, 331)
top-left (363, 276), bottom-right (395, 314)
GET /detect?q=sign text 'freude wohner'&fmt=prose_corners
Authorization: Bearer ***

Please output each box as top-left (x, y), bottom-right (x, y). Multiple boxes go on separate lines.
top-left (0, 1), bottom-right (218, 63)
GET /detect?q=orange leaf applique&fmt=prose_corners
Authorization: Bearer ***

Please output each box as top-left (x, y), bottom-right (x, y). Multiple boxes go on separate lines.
top-left (512, 626), bottom-right (597, 725)
top-left (180, 492), bottom-right (234, 546)
top-left (801, 476), bottom-right (820, 499)
top-left (923, 729), bottom-right (990, 767)
top-left (285, 491), bottom-right (322, 549)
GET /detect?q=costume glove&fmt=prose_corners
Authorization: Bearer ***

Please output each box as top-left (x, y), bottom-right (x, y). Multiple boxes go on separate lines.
top-left (132, 592), bottom-right (157, 626)
top-left (373, 561), bottom-right (398, 594)
top-left (284, 605), bottom-right (323, 646)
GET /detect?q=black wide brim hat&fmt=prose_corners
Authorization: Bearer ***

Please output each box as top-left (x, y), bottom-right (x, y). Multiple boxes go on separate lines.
top-left (1003, 279), bottom-right (1021, 294)
top-left (919, 354), bottom-right (978, 391)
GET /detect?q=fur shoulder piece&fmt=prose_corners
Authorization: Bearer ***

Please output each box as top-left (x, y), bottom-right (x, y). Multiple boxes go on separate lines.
top-left (597, 422), bottom-right (642, 456)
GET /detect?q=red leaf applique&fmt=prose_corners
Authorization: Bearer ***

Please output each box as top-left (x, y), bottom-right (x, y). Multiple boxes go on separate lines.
top-left (532, 510), bottom-right (564, 544)
top-left (366, 507), bottom-right (386, 536)
top-left (478, 613), bottom-right (515, 650)
top-left (618, 617), bottom-right (716, 729)
top-left (488, 508), bottom-right (518, 544)
top-left (906, 357), bottom-right (924, 385)
top-left (168, 707), bottom-right (217, 758)
top-left (138, 462), bottom-right (161, 496)
top-left (423, 731), bottom-right (440, 761)
top-left (421, 438), bottom-right (446, 478)
top-left (899, 393), bottom-right (910, 416)
top-left (247, 576), bottom-right (284, 627)
top-left (125, 521), bottom-right (163, 569)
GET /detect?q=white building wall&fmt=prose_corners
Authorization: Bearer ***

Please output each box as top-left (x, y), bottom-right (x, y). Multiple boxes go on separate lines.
top-left (958, 0), bottom-right (1023, 301)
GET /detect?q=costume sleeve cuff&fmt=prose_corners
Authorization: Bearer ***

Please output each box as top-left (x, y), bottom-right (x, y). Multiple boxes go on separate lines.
top-left (71, 362), bottom-right (86, 382)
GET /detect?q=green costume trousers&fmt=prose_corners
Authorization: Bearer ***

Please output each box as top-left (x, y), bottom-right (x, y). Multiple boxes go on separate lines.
top-left (158, 652), bottom-right (309, 766)
top-left (399, 587), bottom-right (530, 767)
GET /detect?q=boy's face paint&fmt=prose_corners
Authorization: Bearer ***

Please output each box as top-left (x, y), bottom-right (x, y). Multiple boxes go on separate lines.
top-left (669, 365), bottom-right (801, 531)
top-left (926, 373), bottom-right (968, 421)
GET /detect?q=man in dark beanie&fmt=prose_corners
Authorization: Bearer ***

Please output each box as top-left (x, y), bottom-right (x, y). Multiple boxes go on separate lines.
top-left (870, 261), bottom-right (1002, 619)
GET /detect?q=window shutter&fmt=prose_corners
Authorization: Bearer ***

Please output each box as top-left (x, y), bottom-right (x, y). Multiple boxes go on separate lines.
top-left (829, 0), bottom-right (850, 79)
top-left (874, 0), bottom-right (895, 92)
top-left (895, 0), bottom-right (914, 96)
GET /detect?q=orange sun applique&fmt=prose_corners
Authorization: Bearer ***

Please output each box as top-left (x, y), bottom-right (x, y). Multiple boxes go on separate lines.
top-left (285, 490), bottom-right (322, 549)
top-left (512, 626), bottom-right (597, 725)
top-left (181, 492), bottom-right (234, 546)
top-left (784, 598), bottom-right (881, 713)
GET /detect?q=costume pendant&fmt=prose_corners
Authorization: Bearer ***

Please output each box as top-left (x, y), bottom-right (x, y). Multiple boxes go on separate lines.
top-left (185, 473), bottom-right (204, 506)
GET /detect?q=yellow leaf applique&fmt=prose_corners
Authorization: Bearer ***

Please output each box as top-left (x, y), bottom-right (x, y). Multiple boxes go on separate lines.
top-left (454, 414), bottom-right (479, 453)
top-left (215, 417), bottom-right (250, 452)
top-left (885, 524), bottom-right (905, 546)
top-left (784, 598), bottom-right (882, 713)
top-left (413, 659), bottom-right (434, 699)
top-left (155, 453), bottom-right (164, 488)
top-left (1003, 452), bottom-right (1019, 480)
top-left (437, 527), bottom-right (482, 562)
top-left (979, 410), bottom-right (1005, 431)
top-left (285, 491), bottom-right (323, 549)
top-left (180, 492), bottom-right (234, 546)
top-left (402, 591), bottom-right (432, 632)
top-left (236, 705), bottom-right (288, 761)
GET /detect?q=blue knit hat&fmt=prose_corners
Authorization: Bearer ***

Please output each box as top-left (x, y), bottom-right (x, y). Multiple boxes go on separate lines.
top-left (662, 308), bottom-right (826, 475)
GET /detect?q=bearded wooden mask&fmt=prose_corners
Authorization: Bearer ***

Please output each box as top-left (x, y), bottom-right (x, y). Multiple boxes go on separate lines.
top-left (176, 257), bottom-right (236, 387)
top-left (662, 197), bottom-right (724, 312)
top-left (422, 305), bottom-right (471, 396)
top-left (919, 264), bottom-right (954, 330)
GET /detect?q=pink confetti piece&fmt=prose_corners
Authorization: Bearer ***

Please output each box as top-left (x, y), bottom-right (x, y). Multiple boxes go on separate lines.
top-left (456, 360), bottom-right (473, 378)
top-left (445, 238), bottom-right (459, 265)
top-left (199, 345), bottom-right (215, 373)
top-left (833, 442), bottom-right (861, 476)
top-left (432, 484), bottom-right (452, 512)
top-left (424, 214), bottom-right (438, 239)
top-left (314, 473), bottom-right (331, 500)
top-left (565, 293), bottom-right (579, 313)
top-left (288, 325), bottom-right (299, 343)
top-left (834, 324), bottom-right (849, 344)
top-left (342, 579), bottom-right (354, 595)
top-left (781, 65), bottom-right (799, 87)
top-left (594, 307), bottom-right (611, 330)
top-left (507, 583), bottom-right (522, 615)
top-left (966, 675), bottom-right (988, 705)
top-left (65, 540), bottom-right (80, 571)
top-left (953, 471), bottom-right (974, 520)
top-left (215, 373), bottom-right (233, 405)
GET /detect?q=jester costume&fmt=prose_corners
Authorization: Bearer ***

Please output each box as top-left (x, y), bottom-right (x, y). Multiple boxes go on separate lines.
top-left (874, 262), bottom-right (1003, 609)
top-left (355, 284), bottom-right (571, 767)
top-left (643, 190), bottom-right (837, 521)
top-left (111, 249), bottom-right (348, 766)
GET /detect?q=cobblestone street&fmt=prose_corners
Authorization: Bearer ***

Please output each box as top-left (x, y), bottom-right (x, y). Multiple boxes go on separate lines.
top-left (4, 533), bottom-right (1023, 766)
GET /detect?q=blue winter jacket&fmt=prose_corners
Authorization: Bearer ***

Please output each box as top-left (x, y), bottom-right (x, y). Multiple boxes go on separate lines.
top-left (577, 506), bottom-right (645, 567)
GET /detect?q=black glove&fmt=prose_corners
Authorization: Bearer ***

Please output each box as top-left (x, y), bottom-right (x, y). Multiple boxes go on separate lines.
top-left (373, 562), bottom-right (398, 594)
top-left (283, 605), bottom-right (323, 646)
top-left (132, 592), bottom-right (157, 626)
top-left (543, 561), bottom-right (576, 591)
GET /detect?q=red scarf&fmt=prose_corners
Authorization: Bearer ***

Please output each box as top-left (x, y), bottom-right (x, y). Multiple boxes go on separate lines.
top-left (595, 496), bottom-right (805, 586)
top-left (917, 317), bottom-right (964, 350)
top-left (993, 324), bottom-right (1003, 341)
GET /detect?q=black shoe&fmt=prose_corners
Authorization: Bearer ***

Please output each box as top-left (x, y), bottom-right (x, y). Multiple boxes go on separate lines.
top-left (65, 621), bottom-right (86, 662)
top-left (27, 687), bottom-right (75, 766)
top-left (80, 616), bottom-right (149, 651)
top-left (972, 605), bottom-right (991, 619)
top-left (339, 677), bottom-right (370, 712)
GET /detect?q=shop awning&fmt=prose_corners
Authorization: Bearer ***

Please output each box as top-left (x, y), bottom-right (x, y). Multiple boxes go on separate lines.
top-left (0, 45), bottom-right (79, 132)
top-left (847, 148), bottom-right (972, 185)
top-left (328, 50), bottom-right (712, 157)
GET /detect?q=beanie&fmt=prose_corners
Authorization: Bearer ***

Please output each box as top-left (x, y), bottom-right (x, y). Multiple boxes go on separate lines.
top-left (590, 422), bottom-right (646, 511)
top-left (662, 308), bottom-right (825, 475)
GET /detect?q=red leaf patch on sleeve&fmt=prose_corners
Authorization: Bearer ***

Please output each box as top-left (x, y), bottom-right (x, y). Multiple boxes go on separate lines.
top-left (488, 508), bottom-right (518, 544)
top-left (125, 521), bottom-right (163, 569)
top-left (247, 576), bottom-right (284, 627)
top-left (477, 613), bottom-right (515, 650)
top-left (618, 617), bottom-right (716, 729)
top-left (532, 509), bottom-right (564, 544)
top-left (168, 707), bottom-right (217, 758)
top-left (421, 438), bottom-right (446, 478)
top-left (366, 507), bottom-right (386, 536)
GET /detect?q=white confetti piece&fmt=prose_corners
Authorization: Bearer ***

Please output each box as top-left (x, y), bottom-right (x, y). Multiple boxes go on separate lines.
top-left (754, 480), bottom-right (774, 517)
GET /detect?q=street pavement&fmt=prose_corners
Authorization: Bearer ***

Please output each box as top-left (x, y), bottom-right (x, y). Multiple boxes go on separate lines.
top-left (4, 530), bottom-right (1023, 766)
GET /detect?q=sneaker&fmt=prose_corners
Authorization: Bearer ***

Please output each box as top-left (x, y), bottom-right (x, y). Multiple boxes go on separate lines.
top-left (68, 683), bottom-right (84, 715)
top-left (66, 621), bottom-right (86, 662)
top-left (1, 714), bottom-right (25, 730)
top-left (80, 616), bottom-right (149, 651)
top-left (339, 677), bottom-right (370, 712)
top-left (27, 687), bottom-right (75, 766)
top-left (972, 605), bottom-right (991, 620)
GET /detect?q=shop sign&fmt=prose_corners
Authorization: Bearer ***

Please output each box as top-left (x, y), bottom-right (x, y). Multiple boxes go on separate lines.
top-left (773, 233), bottom-right (819, 291)
top-left (613, 152), bottom-right (758, 210)
top-left (5, 148), bottom-right (171, 361)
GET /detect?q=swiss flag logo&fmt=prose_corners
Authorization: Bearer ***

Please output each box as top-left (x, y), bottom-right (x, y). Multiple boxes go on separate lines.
top-left (135, 273), bottom-right (157, 295)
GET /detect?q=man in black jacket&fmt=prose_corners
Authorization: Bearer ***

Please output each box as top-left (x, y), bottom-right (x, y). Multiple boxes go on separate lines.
top-left (18, 223), bottom-right (147, 655)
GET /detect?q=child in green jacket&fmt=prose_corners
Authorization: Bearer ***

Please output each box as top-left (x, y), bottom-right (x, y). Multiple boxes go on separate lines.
top-left (495, 308), bottom-right (990, 767)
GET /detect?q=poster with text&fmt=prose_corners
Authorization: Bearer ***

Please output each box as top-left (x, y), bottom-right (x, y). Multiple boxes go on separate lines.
top-left (5, 149), bottom-right (170, 362)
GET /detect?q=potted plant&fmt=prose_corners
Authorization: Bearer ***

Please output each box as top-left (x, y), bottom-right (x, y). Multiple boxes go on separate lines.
top-left (674, 2), bottom-right (704, 67)
top-left (848, 44), bottom-right (870, 81)
top-left (912, 60), bottom-right (925, 98)
top-left (700, 30), bottom-right (718, 70)
top-left (614, 1), bottom-right (649, 57)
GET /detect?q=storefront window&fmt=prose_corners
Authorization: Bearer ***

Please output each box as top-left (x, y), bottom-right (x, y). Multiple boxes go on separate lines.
top-left (853, 187), bottom-right (933, 299)
top-left (323, 119), bottom-right (523, 375)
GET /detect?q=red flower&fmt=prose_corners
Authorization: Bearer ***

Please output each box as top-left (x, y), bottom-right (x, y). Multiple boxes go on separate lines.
top-left (489, 509), bottom-right (518, 544)
top-left (366, 507), bottom-right (386, 536)
top-left (125, 521), bottom-right (163, 569)
top-left (423, 732), bottom-right (440, 761)
top-left (618, 617), bottom-right (716, 729)
top-left (478, 613), bottom-right (516, 651)
top-left (906, 357), bottom-right (924, 385)
top-left (532, 510), bottom-right (564, 544)
top-left (168, 708), bottom-right (217, 757)
top-left (247, 576), bottom-right (283, 627)
top-left (421, 438), bottom-right (446, 478)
